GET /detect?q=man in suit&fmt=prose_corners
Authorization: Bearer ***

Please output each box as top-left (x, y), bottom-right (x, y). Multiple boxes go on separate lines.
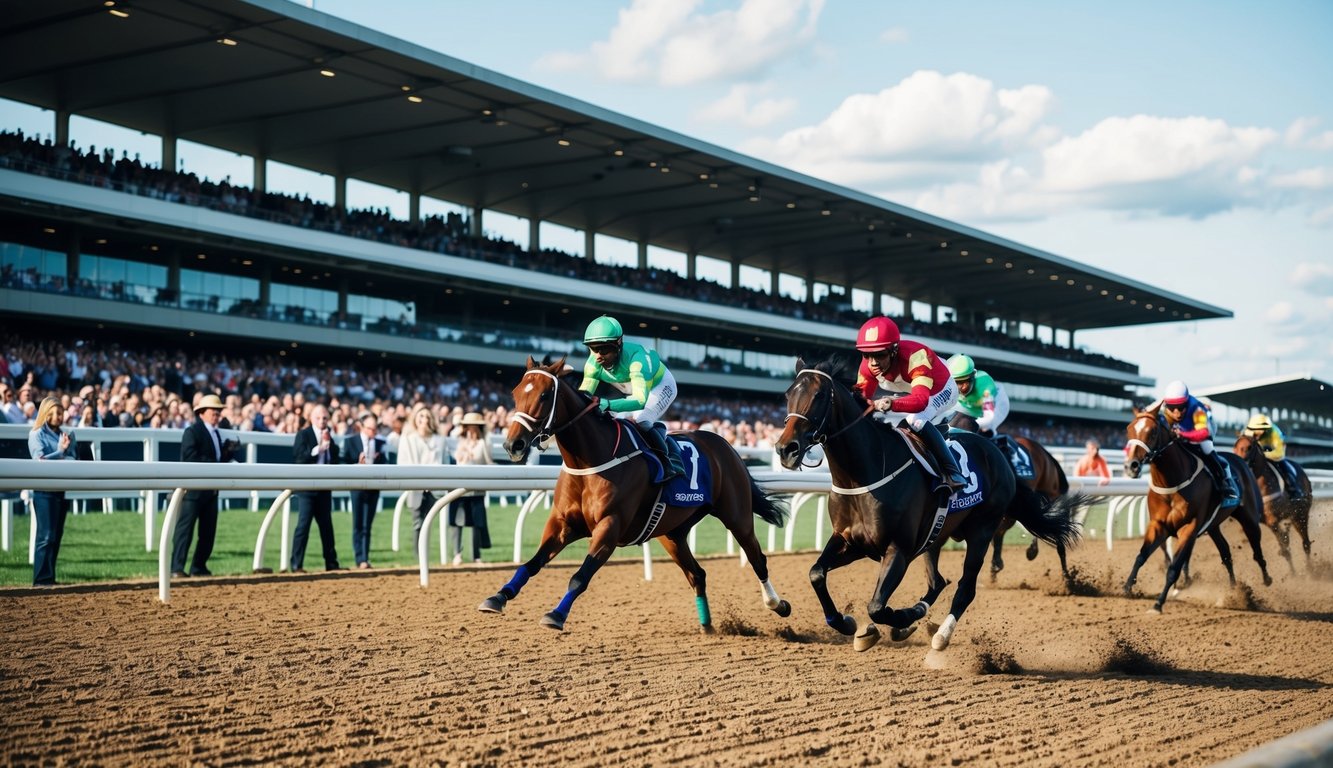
top-left (291, 403), bottom-right (341, 572)
top-left (342, 412), bottom-right (387, 569)
top-left (172, 393), bottom-right (238, 577)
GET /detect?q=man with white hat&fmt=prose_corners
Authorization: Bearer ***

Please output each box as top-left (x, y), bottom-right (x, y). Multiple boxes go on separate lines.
top-left (172, 393), bottom-right (238, 577)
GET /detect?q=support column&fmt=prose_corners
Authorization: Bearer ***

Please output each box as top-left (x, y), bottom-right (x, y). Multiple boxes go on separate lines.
top-left (769, 267), bottom-right (780, 298)
top-left (161, 134), bottom-right (176, 174)
top-left (805, 269), bottom-right (815, 304)
top-left (529, 217), bottom-right (541, 252)
top-left (686, 252), bottom-right (696, 281)
top-left (409, 192), bottom-right (420, 224)
top-left (584, 229), bottom-right (595, 262)
top-left (166, 249), bottom-right (181, 305)
top-left (65, 227), bottom-right (80, 286)
top-left (55, 110), bottom-right (70, 147)
top-left (730, 259), bottom-right (741, 289)
top-left (335, 174), bottom-right (347, 213)
top-left (870, 276), bottom-right (884, 316)
top-left (253, 155), bottom-right (267, 193)
top-left (637, 241), bottom-right (648, 270)
top-left (259, 262), bottom-right (272, 307)
top-left (338, 277), bottom-right (349, 316)
top-left (470, 204), bottom-right (483, 238)
top-left (1068, 328), bottom-right (1076, 349)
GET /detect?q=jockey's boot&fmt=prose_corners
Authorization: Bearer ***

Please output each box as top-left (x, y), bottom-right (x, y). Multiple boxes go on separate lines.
top-left (919, 424), bottom-right (967, 494)
top-left (1280, 460), bottom-right (1305, 501)
top-left (644, 422), bottom-right (685, 482)
top-left (1205, 451), bottom-right (1241, 508)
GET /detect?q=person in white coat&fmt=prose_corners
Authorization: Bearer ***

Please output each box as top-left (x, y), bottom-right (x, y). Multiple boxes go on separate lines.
top-left (397, 404), bottom-right (448, 550)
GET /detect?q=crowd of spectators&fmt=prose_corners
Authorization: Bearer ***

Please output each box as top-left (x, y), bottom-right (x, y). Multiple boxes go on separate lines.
top-left (1, 333), bottom-right (1137, 456)
top-left (0, 129), bottom-right (1137, 374)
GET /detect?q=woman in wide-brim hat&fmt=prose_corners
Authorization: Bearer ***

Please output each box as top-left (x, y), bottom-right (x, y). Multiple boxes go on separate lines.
top-left (450, 411), bottom-right (492, 564)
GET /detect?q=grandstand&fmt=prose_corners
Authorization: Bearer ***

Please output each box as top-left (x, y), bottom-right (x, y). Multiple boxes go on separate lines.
top-left (0, 0), bottom-right (1235, 440)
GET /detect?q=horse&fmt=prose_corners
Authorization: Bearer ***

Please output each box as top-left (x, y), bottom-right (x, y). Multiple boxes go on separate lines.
top-left (775, 359), bottom-right (1085, 652)
top-left (949, 412), bottom-right (1075, 583)
top-left (477, 356), bottom-right (793, 633)
top-left (1122, 406), bottom-right (1271, 612)
top-left (1233, 432), bottom-right (1314, 574)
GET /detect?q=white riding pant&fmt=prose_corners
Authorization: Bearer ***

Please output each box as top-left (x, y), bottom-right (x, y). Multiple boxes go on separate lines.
top-left (617, 368), bottom-right (677, 426)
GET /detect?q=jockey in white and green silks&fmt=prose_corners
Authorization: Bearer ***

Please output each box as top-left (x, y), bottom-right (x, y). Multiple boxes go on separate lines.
top-left (947, 354), bottom-right (1010, 436)
top-left (578, 315), bottom-right (684, 481)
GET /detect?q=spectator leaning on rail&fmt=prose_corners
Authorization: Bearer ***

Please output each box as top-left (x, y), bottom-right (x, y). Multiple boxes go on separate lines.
top-left (28, 396), bottom-right (78, 587)
top-left (577, 315), bottom-right (685, 482)
top-left (854, 316), bottom-right (967, 493)
top-left (1156, 380), bottom-right (1240, 508)
top-left (1243, 414), bottom-right (1305, 502)
top-left (171, 393), bottom-right (239, 578)
top-left (1075, 439), bottom-right (1111, 486)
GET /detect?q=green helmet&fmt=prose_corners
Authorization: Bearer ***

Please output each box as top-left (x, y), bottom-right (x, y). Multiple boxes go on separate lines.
top-left (947, 354), bottom-right (976, 379)
top-left (583, 315), bottom-right (623, 345)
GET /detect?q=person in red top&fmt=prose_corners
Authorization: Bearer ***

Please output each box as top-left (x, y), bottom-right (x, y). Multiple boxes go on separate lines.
top-left (854, 316), bottom-right (966, 492)
top-left (1075, 439), bottom-right (1111, 486)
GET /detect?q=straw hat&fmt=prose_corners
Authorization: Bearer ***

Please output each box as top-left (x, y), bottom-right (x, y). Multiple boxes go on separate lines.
top-left (194, 393), bottom-right (225, 412)
top-left (460, 412), bottom-right (488, 430)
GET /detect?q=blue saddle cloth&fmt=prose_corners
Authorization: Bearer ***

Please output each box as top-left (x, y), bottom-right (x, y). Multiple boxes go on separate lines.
top-left (943, 437), bottom-right (989, 513)
top-left (995, 435), bottom-right (1035, 481)
top-left (628, 429), bottom-right (713, 508)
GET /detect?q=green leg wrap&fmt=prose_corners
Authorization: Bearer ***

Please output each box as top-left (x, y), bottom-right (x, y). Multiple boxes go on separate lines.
top-left (696, 595), bottom-right (712, 626)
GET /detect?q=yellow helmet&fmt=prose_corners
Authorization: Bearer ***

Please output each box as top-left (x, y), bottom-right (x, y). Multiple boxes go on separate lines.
top-left (1246, 414), bottom-right (1272, 432)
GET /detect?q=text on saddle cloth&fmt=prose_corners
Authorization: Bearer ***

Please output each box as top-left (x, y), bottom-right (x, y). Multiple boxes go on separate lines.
top-left (623, 427), bottom-right (714, 508)
top-left (893, 428), bottom-right (988, 513)
top-left (995, 435), bottom-right (1035, 481)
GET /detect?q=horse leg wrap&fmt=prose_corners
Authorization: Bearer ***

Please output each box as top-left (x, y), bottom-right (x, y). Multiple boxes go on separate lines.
top-left (552, 556), bottom-right (600, 618)
top-left (696, 596), bottom-right (711, 626)
top-left (760, 579), bottom-right (782, 610)
top-left (499, 564), bottom-right (532, 599)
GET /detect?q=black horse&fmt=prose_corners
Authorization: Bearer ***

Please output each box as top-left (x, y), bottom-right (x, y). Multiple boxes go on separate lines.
top-left (775, 359), bottom-right (1086, 651)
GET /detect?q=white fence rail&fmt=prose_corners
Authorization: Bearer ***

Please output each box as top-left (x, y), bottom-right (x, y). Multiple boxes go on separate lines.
top-left (3, 454), bottom-right (1329, 604)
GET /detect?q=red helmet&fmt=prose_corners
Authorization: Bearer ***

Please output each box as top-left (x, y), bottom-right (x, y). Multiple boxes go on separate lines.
top-left (856, 316), bottom-right (900, 352)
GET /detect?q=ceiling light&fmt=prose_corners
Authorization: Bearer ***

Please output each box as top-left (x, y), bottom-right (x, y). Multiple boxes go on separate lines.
top-left (786, 202), bottom-right (796, 209)
top-left (42, 227), bottom-right (56, 234)
top-left (217, 37), bottom-right (237, 46)
top-left (109, 7), bottom-right (129, 18)
top-left (699, 173), bottom-right (709, 180)
top-left (319, 69), bottom-right (335, 77)
top-left (820, 209), bottom-right (831, 216)
top-left (960, 250), bottom-right (969, 256)
top-left (407, 95), bottom-right (423, 103)
top-left (557, 136), bottom-right (571, 147)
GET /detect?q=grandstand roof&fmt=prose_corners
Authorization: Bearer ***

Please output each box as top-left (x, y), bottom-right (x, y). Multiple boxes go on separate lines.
top-left (0, 0), bottom-right (1231, 332)
top-left (1194, 373), bottom-right (1333, 421)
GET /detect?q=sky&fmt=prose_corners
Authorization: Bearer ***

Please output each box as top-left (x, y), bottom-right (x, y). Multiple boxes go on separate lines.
top-left (5, 0), bottom-right (1332, 397)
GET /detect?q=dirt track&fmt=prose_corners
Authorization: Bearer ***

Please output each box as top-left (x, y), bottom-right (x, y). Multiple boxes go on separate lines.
top-left (2, 503), bottom-right (1331, 768)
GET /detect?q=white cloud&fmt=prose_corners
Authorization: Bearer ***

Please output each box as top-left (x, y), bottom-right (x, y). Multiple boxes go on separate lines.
top-left (746, 70), bottom-right (1056, 173)
top-left (879, 26), bottom-right (908, 44)
top-left (1285, 117), bottom-right (1333, 151)
top-left (1269, 166), bottom-right (1333, 190)
top-left (694, 83), bottom-right (797, 128)
top-left (538, 0), bottom-right (824, 87)
top-left (1264, 300), bottom-right (1300, 326)
top-left (1289, 261), bottom-right (1333, 294)
top-left (1311, 204), bottom-right (1333, 228)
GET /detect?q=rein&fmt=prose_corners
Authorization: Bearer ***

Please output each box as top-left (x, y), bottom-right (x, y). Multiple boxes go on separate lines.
top-left (786, 368), bottom-right (875, 452)
top-left (510, 368), bottom-right (639, 476)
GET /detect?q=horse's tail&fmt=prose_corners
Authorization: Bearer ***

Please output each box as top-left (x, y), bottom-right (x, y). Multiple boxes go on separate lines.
top-left (749, 475), bottom-right (788, 527)
top-left (1007, 482), bottom-right (1086, 551)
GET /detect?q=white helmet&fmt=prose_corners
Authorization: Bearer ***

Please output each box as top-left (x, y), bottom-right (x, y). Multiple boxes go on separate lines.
top-left (1162, 380), bottom-right (1189, 406)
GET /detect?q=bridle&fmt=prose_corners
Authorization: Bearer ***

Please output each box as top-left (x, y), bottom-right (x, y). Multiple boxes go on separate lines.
top-left (784, 368), bottom-right (873, 465)
top-left (508, 368), bottom-right (600, 449)
top-left (1125, 412), bottom-right (1173, 467)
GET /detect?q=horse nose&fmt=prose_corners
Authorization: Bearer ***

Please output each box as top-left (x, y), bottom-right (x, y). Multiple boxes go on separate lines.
top-left (776, 439), bottom-right (802, 469)
top-left (505, 437), bottom-right (527, 461)
top-left (1124, 460), bottom-right (1140, 478)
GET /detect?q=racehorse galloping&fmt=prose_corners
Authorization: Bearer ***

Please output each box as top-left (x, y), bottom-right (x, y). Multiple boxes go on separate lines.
top-left (1233, 432), bottom-right (1314, 574)
top-left (776, 359), bottom-right (1084, 652)
top-left (1122, 406), bottom-right (1271, 612)
top-left (478, 357), bottom-right (792, 632)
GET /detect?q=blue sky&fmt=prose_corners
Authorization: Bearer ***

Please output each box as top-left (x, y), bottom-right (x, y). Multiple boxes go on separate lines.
top-left (5, 0), bottom-right (1331, 396)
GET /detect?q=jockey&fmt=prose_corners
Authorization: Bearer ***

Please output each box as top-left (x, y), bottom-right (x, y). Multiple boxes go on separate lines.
top-left (1243, 414), bottom-right (1305, 502)
top-left (854, 316), bottom-right (967, 492)
top-left (1157, 380), bottom-right (1239, 508)
top-left (578, 315), bottom-right (684, 481)
top-left (946, 354), bottom-right (1010, 436)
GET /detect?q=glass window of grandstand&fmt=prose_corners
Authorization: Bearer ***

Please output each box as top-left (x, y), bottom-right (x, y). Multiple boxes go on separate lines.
top-left (270, 282), bottom-right (337, 326)
top-left (347, 294), bottom-right (414, 334)
top-left (81, 254), bottom-right (166, 304)
top-left (1, 242), bottom-right (66, 290)
top-left (180, 269), bottom-right (258, 315)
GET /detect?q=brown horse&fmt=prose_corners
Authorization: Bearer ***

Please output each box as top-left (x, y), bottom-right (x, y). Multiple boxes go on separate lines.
top-left (478, 356), bottom-right (792, 632)
top-left (1122, 406), bottom-right (1271, 612)
top-left (1233, 432), bottom-right (1314, 574)
top-left (776, 359), bottom-right (1085, 651)
top-left (950, 413), bottom-right (1073, 583)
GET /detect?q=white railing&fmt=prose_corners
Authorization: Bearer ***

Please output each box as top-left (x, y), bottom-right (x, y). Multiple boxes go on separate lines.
top-left (3, 455), bottom-right (1328, 605)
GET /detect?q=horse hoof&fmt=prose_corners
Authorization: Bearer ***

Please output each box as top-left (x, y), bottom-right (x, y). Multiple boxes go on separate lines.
top-left (1147, 605), bottom-right (1163, 615)
top-left (1025, 543), bottom-right (1039, 561)
top-left (700, 623), bottom-right (716, 635)
top-left (773, 600), bottom-right (792, 618)
top-left (1263, 576), bottom-right (1273, 587)
top-left (931, 615), bottom-right (958, 651)
top-left (827, 614), bottom-right (857, 636)
top-left (478, 596), bottom-right (506, 614)
top-left (890, 624), bottom-right (919, 642)
top-left (539, 611), bottom-right (566, 631)
top-left (853, 624), bottom-right (881, 652)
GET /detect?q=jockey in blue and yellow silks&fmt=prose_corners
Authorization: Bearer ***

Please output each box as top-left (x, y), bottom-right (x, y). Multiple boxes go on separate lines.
top-left (1244, 413), bottom-right (1305, 501)
top-left (1157, 380), bottom-right (1239, 507)
top-left (578, 315), bottom-right (684, 481)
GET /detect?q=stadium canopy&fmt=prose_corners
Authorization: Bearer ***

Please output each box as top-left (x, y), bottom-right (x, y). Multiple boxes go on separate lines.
top-left (1194, 374), bottom-right (1333, 423)
top-left (0, 0), bottom-right (1230, 332)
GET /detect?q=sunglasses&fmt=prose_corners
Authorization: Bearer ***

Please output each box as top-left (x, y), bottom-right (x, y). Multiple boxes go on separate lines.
top-left (588, 344), bottom-right (618, 355)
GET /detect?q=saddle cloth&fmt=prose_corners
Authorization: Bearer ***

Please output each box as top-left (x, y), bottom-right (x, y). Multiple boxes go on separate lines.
top-left (624, 427), bottom-right (714, 508)
top-left (995, 435), bottom-right (1035, 481)
top-left (895, 428), bottom-right (988, 513)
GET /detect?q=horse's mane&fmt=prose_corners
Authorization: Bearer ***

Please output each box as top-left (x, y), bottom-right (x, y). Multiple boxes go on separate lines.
top-left (807, 354), bottom-right (871, 409)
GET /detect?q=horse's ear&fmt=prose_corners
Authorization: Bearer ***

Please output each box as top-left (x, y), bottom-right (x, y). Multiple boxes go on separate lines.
top-left (547, 355), bottom-right (567, 374)
top-left (794, 357), bottom-right (805, 373)
top-left (525, 355), bottom-right (537, 370)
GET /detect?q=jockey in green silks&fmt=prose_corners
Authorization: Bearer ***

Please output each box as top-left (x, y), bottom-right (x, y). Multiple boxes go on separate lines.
top-left (578, 315), bottom-right (684, 482)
